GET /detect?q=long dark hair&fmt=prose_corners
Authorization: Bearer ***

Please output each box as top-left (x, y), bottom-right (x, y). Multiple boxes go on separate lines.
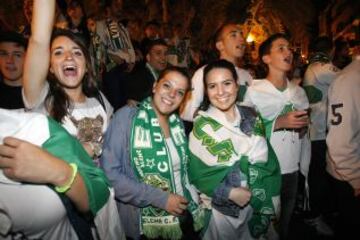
top-left (199, 59), bottom-right (238, 111)
top-left (45, 28), bottom-right (98, 122)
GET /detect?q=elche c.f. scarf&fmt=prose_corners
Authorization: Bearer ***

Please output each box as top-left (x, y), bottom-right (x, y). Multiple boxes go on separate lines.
top-left (130, 97), bottom-right (203, 239)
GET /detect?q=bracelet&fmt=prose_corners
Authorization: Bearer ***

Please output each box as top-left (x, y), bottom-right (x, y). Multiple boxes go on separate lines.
top-left (55, 163), bottom-right (78, 193)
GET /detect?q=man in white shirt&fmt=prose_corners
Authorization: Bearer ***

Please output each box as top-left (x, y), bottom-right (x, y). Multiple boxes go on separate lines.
top-left (303, 36), bottom-right (338, 236)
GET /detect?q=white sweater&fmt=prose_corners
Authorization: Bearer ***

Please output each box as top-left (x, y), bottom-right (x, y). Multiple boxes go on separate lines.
top-left (326, 56), bottom-right (360, 190)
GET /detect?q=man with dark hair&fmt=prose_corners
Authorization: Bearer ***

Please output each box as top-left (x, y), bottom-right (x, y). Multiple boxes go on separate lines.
top-left (0, 31), bottom-right (27, 109)
top-left (125, 39), bottom-right (168, 106)
top-left (303, 35), bottom-right (338, 236)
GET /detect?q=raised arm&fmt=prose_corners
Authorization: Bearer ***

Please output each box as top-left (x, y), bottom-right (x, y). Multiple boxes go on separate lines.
top-left (23, 0), bottom-right (55, 107)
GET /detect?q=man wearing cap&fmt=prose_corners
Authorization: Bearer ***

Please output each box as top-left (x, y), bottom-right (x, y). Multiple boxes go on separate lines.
top-left (0, 31), bottom-right (27, 110)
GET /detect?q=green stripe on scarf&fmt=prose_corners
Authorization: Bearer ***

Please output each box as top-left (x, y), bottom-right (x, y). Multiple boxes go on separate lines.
top-left (43, 117), bottom-right (110, 215)
top-left (130, 97), bottom-right (203, 239)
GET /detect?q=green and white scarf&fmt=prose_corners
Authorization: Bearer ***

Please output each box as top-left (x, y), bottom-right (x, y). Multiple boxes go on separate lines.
top-left (130, 98), bottom-right (204, 239)
top-left (188, 106), bottom-right (281, 238)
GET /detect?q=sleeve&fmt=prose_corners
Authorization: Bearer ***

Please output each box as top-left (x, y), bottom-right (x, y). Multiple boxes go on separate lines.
top-left (180, 67), bottom-right (205, 122)
top-left (242, 90), bottom-right (276, 139)
top-left (326, 78), bottom-right (360, 190)
top-left (237, 71), bottom-right (251, 102)
top-left (211, 164), bottom-right (242, 217)
top-left (44, 117), bottom-right (111, 215)
top-left (237, 69), bottom-right (253, 86)
top-left (303, 66), bottom-right (322, 104)
top-left (241, 87), bottom-right (255, 108)
top-left (100, 107), bottom-right (169, 209)
top-left (22, 82), bottom-right (49, 111)
top-left (304, 63), bottom-right (338, 104)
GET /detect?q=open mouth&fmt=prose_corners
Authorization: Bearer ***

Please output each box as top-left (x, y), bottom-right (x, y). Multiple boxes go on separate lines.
top-left (284, 56), bottom-right (292, 64)
top-left (63, 65), bottom-right (78, 77)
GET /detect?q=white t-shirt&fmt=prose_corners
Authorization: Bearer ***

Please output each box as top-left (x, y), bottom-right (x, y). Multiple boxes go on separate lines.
top-left (22, 82), bottom-right (113, 165)
top-left (243, 79), bottom-right (309, 174)
top-left (165, 137), bottom-right (184, 196)
top-left (303, 61), bottom-right (339, 140)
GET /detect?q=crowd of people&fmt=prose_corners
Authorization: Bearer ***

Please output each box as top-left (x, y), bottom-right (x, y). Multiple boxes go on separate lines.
top-left (0, 0), bottom-right (359, 240)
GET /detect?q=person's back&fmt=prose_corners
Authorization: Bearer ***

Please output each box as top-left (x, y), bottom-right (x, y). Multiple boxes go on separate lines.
top-left (0, 31), bottom-right (27, 110)
top-left (302, 36), bottom-right (338, 236)
top-left (326, 52), bottom-right (360, 239)
top-left (303, 36), bottom-right (339, 141)
top-left (327, 55), bottom-right (360, 175)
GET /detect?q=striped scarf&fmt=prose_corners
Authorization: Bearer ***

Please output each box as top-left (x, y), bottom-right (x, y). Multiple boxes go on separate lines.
top-left (130, 98), bottom-right (204, 239)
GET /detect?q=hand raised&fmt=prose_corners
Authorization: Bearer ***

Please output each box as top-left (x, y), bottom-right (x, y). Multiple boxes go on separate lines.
top-left (165, 193), bottom-right (188, 216)
top-left (228, 187), bottom-right (252, 207)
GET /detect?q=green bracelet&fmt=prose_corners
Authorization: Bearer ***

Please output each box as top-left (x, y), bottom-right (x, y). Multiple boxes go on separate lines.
top-left (55, 163), bottom-right (78, 193)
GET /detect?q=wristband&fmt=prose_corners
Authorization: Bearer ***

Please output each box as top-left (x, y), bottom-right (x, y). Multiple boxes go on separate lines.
top-left (55, 163), bottom-right (78, 193)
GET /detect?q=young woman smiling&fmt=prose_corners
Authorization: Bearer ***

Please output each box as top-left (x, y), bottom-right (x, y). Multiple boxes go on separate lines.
top-left (100, 66), bottom-right (204, 240)
top-left (188, 59), bottom-right (280, 239)
top-left (23, 0), bottom-right (113, 162)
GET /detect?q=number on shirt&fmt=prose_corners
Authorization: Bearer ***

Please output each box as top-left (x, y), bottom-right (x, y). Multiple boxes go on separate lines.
top-left (330, 103), bottom-right (344, 125)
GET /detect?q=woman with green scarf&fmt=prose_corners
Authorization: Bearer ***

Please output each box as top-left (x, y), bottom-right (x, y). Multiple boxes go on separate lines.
top-left (100, 66), bottom-right (204, 240)
top-left (188, 60), bottom-right (281, 239)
